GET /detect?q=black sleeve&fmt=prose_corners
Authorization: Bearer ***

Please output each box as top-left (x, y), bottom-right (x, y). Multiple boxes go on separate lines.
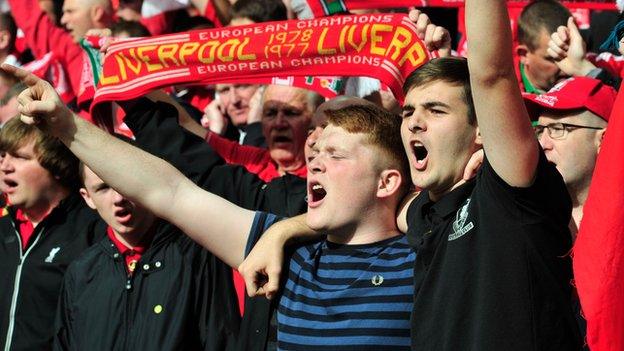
top-left (241, 122), bottom-right (266, 148)
top-left (52, 271), bottom-right (76, 351)
top-left (204, 166), bottom-right (307, 217)
top-left (123, 99), bottom-right (226, 186)
top-left (478, 147), bottom-right (572, 225)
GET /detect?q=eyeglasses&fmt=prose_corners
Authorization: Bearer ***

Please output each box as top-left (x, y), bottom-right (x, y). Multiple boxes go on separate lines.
top-left (534, 122), bottom-right (604, 140)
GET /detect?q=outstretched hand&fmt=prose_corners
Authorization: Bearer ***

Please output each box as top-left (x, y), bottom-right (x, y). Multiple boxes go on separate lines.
top-left (0, 63), bottom-right (74, 137)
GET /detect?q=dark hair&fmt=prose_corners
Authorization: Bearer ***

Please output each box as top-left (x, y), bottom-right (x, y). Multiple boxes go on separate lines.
top-left (517, 0), bottom-right (571, 51)
top-left (0, 12), bottom-right (17, 52)
top-left (231, 0), bottom-right (288, 23)
top-left (0, 118), bottom-right (80, 190)
top-left (324, 104), bottom-right (411, 194)
top-left (403, 57), bottom-right (476, 125)
top-left (111, 19), bottom-right (150, 37)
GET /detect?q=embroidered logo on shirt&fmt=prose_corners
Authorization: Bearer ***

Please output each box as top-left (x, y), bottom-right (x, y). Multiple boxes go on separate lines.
top-left (371, 275), bottom-right (384, 286)
top-left (448, 199), bottom-right (474, 241)
top-left (45, 247), bottom-right (61, 263)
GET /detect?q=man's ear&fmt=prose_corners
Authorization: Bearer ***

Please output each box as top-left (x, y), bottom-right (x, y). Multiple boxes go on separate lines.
top-left (79, 188), bottom-right (97, 210)
top-left (377, 169), bottom-right (403, 199)
top-left (516, 44), bottom-right (529, 64)
top-left (0, 30), bottom-right (10, 51)
top-left (90, 5), bottom-right (105, 25)
top-left (474, 126), bottom-right (483, 147)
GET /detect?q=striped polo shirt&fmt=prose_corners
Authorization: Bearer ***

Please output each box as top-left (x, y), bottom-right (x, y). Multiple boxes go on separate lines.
top-left (246, 212), bottom-right (416, 351)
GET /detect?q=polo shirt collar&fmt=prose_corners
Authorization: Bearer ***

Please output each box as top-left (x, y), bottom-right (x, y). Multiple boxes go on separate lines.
top-left (426, 180), bottom-right (476, 220)
top-left (107, 226), bottom-right (149, 256)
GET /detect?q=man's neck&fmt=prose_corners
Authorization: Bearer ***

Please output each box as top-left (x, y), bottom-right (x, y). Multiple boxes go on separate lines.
top-left (326, 206), bottom-right (401, 245)
top-left (568, 183), bottom-right (590, 241)
top-left (22, 191), bottom-right (69, 227)
top-left (278, 156), bottom-right (306, 174)
top-left (113, 224), bottom-right (154, 249)
top-left (428, 178), bottom-right (468, 203)
top-left (519, 62), bottom-right (545, 94)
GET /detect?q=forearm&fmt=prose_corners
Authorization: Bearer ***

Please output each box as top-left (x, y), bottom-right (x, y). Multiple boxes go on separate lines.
top-left (466, 0), bottom-right (515, 81)
top-left (63, 114), bottom-right (253, 267)
top-left (465, 0), bottom-right (538, 186)
top-left (269, 214), bottom-right (323, 246)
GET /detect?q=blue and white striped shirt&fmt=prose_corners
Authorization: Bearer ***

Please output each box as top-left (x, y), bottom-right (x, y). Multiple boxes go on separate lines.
top-left (247, 212), bottom-right (416, 351)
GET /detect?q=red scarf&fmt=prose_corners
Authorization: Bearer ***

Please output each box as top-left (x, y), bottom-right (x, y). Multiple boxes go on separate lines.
top-left (303, 0), bottom-right (615, 17)
top-left (573, 86), bottom-right (624, 351)
top-left (91, 14), bottom-right (430, 116)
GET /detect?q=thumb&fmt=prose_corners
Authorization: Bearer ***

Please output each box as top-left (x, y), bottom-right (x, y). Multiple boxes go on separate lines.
top-left (567, 16), bottom-right (582, 41)
top-left (264, 265), bottom-right (281, 300)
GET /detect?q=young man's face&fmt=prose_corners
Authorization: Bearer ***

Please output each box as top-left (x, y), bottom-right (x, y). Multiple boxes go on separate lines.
top-left (0, 140), bottom-right (60, 209)
top-left (519, 30), bottom-right (567, 92)
top-left (537, 110), bottom-right (605, 190)
top-left (262, 85), bottom-right (312, 168)
top-left (80, 166), bottom-right (155, 237)
top-left (306, 124), bottom-right (385, 234)
top-left (401, 81), bottom-right (479, 199)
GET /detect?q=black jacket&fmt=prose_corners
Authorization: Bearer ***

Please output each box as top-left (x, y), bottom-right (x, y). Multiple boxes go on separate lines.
top-left (124, 100), bottom-right (307, 217)
top-left (0, 194), bottom-right (104, 351)
top-left (53, 221), bottom-right (240, 351)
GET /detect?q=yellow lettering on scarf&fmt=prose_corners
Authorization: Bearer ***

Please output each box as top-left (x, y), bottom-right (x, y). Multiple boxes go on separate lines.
top-left (237, 37), bottom-right (256, 61)
top-left (317, 28), bottom-right (336, 55)
top-left (198, 41), bottom-right (219, 64)
top-left (158, 44), bottom-right (180, 67)
top-left (398, 41), bottom-right (427, 67)
top-left (370, 24), bottom-right (392, 55)
top-left (178, 42), bottom-right (200, 65)
top-left (137, 45), bottom-right (163, 72)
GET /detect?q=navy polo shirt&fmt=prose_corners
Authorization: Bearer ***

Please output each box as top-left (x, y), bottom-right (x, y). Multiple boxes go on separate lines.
top-left (406, 150), bottom-right (582, 350)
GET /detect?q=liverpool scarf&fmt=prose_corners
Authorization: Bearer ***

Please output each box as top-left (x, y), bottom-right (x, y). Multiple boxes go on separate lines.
top-left (91, 13), bottom-right (429, 113)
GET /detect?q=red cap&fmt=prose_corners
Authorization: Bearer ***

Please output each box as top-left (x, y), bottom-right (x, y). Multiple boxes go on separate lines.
top-left (522, 77), bottom-right (616, 122)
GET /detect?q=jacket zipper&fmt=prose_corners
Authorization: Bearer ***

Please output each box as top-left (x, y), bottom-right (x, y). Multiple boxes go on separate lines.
top-left (4, 223), bottom-right (46, 351)
top-left (122, 252), bottom-right (136, 350)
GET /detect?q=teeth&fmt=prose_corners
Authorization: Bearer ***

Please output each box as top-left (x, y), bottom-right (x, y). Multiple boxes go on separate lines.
top-left (312, 184), bottom-right (324, 191)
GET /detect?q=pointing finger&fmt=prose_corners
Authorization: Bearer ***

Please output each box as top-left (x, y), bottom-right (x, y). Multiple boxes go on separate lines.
top-left (0, 63), bottom-right (42, 87)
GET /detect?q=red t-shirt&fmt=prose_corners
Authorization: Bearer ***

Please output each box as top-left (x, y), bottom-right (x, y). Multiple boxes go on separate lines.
top-left (15, 209), bottom-right (34, 251)
top-left (107, 227), bottom-right (149, 275)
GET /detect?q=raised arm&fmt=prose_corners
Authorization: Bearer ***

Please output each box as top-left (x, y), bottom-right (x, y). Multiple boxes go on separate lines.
top-left (465, 0), bottom-right (539, 186)
top-left (4, 63), bottom-right (253, 268)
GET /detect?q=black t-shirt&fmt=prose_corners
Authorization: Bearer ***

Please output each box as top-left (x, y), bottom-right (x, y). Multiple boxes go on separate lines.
top-left (406, 150), bottom-right (582, 350)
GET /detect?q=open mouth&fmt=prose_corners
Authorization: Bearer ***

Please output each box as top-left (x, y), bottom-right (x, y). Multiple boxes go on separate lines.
top-left (308, 182), bottom-right (327, 206)
top-left (413, 143), bottom-right (429, 170)
top-left (273, 136), bottom-right (292, 144)
top-left (114, 208), bottom-right (133, 224)
top-left (3, 179), bottom-right (17, 191)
